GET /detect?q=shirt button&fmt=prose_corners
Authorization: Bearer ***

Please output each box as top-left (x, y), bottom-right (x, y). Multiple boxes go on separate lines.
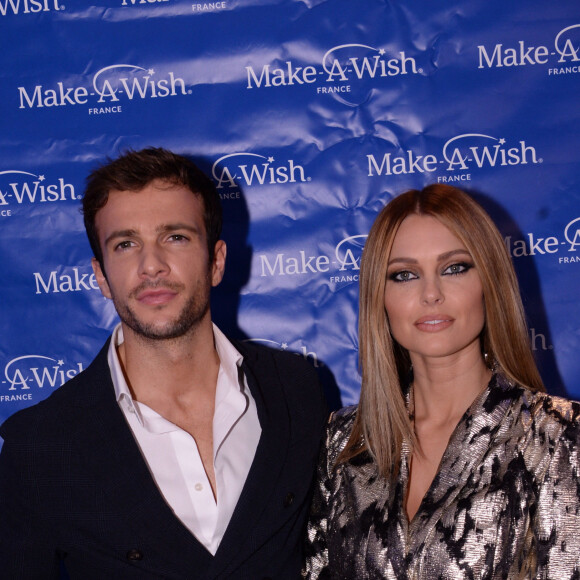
top-left (283, 492), bottom-right (295, 508)
top-left (126, 549), bottom-right (143, 561)
top-left (195, 483), bottom-right (203, 491)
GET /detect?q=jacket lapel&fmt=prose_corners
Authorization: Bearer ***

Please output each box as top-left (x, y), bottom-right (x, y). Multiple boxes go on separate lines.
top-left (408, 375), bottom-right (521, 550)
top-left (208, 344), bottom-right (291, 577)
top-left (70, 342), bottom-right (214, 575)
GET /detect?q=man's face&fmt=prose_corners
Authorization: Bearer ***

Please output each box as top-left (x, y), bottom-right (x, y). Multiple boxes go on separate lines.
top-left (92, 179), bottom-right (226, 341)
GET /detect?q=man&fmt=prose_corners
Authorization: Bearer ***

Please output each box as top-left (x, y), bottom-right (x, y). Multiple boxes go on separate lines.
top-left (0, 148), bottom-right (327, 579)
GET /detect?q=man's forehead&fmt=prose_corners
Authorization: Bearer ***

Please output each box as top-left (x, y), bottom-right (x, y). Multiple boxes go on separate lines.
top-left (108, 177), bottom-right (197, 197)
top-left (95, 182), bottom-right (205, 235)
top-left (101, 181), bottom-right (201, 209)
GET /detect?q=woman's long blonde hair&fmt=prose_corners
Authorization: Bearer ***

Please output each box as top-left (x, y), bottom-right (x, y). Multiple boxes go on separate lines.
top-left (337, 184), bottom-right (545, 477)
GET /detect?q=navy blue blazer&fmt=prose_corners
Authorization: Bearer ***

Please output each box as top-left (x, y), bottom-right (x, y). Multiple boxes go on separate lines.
top-left (0, 338), bottom-right (327, 579)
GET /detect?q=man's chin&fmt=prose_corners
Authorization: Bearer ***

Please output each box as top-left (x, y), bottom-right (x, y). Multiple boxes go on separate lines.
top-left (119, 315), bottom-right (197, 341)
top-left (115, 298), bottom-right (209, 342)
top-left (139, 325), bottom-right (198, 341)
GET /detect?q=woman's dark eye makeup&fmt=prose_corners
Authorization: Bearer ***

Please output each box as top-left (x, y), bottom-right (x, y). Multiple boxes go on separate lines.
top-left (443, 261), bottom-right (473, 275)
top-left (388, 270), bottom-right (418, 283)
top-left (388, 261), bottom-right (473, 282)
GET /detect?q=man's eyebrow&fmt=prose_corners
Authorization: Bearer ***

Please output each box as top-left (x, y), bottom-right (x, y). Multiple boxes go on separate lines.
top-left (104, 229), bottom-right (137, 247)
top-left (387, 248), bottom-right (471, 266)
top-left (104, 224), bottom-right (201, 247)
top-left (156, 223), bottom-right (201, 235)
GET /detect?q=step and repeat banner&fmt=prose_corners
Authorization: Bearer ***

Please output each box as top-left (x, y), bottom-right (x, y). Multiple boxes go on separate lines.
top-left (1, 0), bottom-right (580, 422)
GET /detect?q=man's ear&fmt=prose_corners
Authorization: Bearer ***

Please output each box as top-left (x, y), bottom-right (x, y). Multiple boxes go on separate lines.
top-left (211, 240), bottom-right (227, 287)
top-left (92, 257), bottom-right (112, 299)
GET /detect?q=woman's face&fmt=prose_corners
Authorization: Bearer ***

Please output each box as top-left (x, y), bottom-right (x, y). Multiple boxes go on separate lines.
top-left (384, 214), bottom-right (485, 365)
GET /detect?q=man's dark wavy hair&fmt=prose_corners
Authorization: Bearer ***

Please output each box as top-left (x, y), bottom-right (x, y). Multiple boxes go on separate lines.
top-left (82, 147), bottom-right (222, 271)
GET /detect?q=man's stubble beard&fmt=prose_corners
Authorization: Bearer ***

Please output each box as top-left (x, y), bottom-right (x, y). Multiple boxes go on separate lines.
top-left (110, 272), bottom-right (212, 342)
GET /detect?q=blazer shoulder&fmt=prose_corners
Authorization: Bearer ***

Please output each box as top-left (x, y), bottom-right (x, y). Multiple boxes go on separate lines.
top-left (327, 405), bottom-right (357, 445)
top-left (520, 388), bottom-right (580, 445)
top-left (317, 405), bottom-right (358, 474)
top-left (0, 339), bottom-right (112, 442)
top-left (233, 338), bottom-right (327, 419)
top-left (233, 338), bottom-right (320, 384)
top-left (330, 404), bottom-right (357, 427)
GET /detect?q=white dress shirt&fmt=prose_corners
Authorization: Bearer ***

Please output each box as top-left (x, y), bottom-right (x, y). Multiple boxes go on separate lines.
top-left (107, 323), bottom-right (261, 555)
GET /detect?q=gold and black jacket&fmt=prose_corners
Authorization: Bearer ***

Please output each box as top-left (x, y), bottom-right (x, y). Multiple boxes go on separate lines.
top-left (303, 374), bottom-right (580, 579)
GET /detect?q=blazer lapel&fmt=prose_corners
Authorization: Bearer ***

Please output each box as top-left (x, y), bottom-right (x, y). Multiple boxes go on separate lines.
top-left (208, 345), bottom-right (291, 577)
top-left (70, 344), bottom-right (214, 575)
top-left (408, 375), bottom-right (520, 549)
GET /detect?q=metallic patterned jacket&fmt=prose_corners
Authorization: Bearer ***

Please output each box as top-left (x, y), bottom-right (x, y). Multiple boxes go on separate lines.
top-left (303, 374), bottom-right (580, 579)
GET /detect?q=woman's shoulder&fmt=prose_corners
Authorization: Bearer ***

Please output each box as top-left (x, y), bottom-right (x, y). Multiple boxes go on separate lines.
top-left (328, 404), bottom-right (358, 437)
top-left (330, 404), bottom-right (358, 424)
top-left (522, 388), bottom-right (580, 436)
top-left (323, 405), bottom-right (358, 463)
top-left (496, 374), bottom-right (580, 444)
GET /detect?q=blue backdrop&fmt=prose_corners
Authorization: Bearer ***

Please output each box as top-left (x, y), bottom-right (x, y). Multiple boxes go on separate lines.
top-left (1, 0), bottom-right (580, 422)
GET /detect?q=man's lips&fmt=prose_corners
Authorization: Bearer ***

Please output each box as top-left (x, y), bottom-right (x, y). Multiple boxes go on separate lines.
top-left (135, 288), bottom-right (179, 306)
top-left (415, 316), bottom-right (454, 332)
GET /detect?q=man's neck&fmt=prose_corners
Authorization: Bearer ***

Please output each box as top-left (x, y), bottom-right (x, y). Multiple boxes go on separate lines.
top-left (117, 318), bottom-right (220, 404)
top-left (116, 319), bottom-right (221, 499)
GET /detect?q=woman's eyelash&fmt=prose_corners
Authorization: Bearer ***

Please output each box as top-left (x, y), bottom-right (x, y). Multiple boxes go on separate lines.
top-left (388, 270), bottom-right (417, 283)
top-left (443, 262), bottom-right (473, 275)
top-left (387, 262), bottom-right (474, 282)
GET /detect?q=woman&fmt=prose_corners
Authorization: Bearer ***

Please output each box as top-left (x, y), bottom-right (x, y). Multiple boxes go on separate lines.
top-left (303, 184), bottom-right (580, 579)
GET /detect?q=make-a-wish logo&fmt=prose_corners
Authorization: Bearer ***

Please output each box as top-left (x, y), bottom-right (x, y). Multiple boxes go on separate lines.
top-left (258, 234), bottom-right (367, 285)
top-left (2, 355), bottom-right (84, 396)
top-left (243, 338), bottom-right (321, 367)
top-left (33, 266), bottom-right (99, 295)
top-left (212, 152), bottom-right (310, 190)
top-left (367, 133), bottom-right (542, 179)
top-left (505, 216), bottom-right (580, 263)
top-left (17, 64), bottom-right (189, 111)
top-left (0, 170), bottom-right (77, 210)
top-left (1, 0), bottom-right (62, 16)
top-left (246, 43), bottom-right (421, 92)
top-left (478, 23), bottom-right (580, 75)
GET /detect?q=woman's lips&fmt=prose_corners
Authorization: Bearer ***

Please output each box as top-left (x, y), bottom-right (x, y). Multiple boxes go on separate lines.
top-left (415, 316), bottom-right (454, 332)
